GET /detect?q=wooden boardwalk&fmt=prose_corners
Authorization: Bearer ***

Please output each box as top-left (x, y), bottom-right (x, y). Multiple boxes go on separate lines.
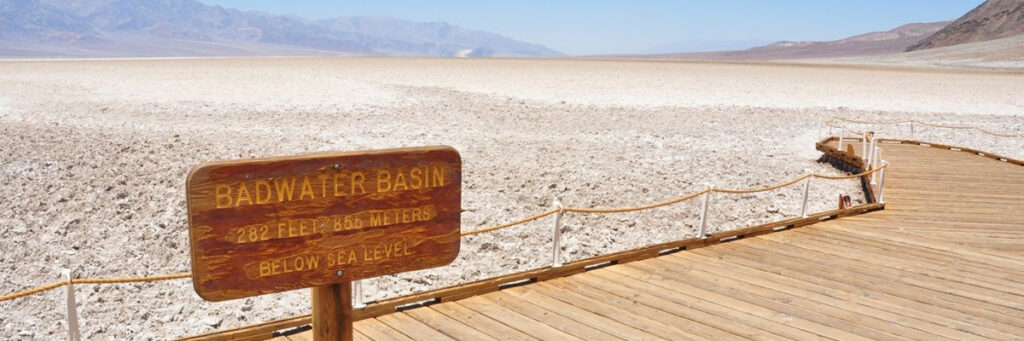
top-left (275, 140), bottom-right (1024, 340)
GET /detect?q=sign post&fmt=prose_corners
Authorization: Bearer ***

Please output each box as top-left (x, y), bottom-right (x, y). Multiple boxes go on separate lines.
top-left (312, 282), bottom-right (352, 340)
top-left (186, 146), bottom-right (461, 340)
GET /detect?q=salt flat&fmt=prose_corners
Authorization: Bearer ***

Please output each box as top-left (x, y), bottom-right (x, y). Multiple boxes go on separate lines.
top-left (0, 57), bottom-right (1021, 339)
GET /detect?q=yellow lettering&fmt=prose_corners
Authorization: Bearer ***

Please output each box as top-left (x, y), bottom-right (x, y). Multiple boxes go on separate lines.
top-left (403, 241), bottom-right (414, 256)
top-left (235, 183), bottom-right (253, 206)
top-left (304, 254), bottom-right (319, 270)
top-left (259, 261), bottom-right (271, 277)
top-left (271, 259), bottom-right (282, 275)
top-left (431, 165), bottom-right (445, 187)
top-left (410, 167), bottom-right (422, 189)
top-left (369, 212), bottom-right (382, 226)
top-left (351, 172), bottom-right (366, 194)
top-left (333, 173), bottom-right (346, 197)
top-left (393, 171), bottom-right (408, 191)
top-left (333, 216), bottom-right (343, 231)
top-left (274, 177), bottom-right (296, 201)
top-left (318, 174), bottom-right (329, 198)
top-left (214, 184), bottom-right (232, 208)
top-left (254, 180), bottom-right (272, 204)
top-left (377, 169), bottom-right (391, 193)
top-left (299, 176), bottom-right (315, 200)
top-left (347, 250), bottom-right (358, 264)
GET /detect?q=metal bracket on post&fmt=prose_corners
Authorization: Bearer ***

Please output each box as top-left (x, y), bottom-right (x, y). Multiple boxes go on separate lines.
top-left (63, 269), bottom-right (81, 341)
top-left (878, 161), bottom-right (888, 203)
top-left (698, 187), bottom-right (713, 239)
top-left (351, 280), bottom-right (365, 309)
top-left (800, 177), bottom-right (812, 218)
top-left (551, 199), bottom-right (564, 268)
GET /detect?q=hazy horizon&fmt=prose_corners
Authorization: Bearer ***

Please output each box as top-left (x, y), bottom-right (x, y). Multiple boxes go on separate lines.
top-left (199, 0), bottom-right (982, 55)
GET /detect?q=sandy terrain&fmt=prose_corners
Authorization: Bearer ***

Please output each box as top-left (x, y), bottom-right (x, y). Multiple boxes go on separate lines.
top-left (0, 57), bottom-right (1022, 340)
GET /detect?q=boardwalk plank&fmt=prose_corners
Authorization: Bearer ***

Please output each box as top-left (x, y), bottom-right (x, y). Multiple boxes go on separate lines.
top-left (276, 140), bottom-right (1024, 341)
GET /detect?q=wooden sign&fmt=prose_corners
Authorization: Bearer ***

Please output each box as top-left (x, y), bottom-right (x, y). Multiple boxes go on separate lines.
top-left (186, 146), bottom-right (461, 301)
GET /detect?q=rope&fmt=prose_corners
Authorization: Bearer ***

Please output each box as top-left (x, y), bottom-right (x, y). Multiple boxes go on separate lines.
top-left (461, 209), bottom-right (559, 236)
top-left (0, 273), bottom-right (192, 303)
top-left (72, 272), bottom-right (192, 284)
top-left (564, 189), bottom-right (709, 214)
top-left (0, 281), bottom-right (65, 302)
top-left (827, 117), bottom-right (1022, 138)
top-left (836, 124), bottom-right (866, 136)
top-left (460, 164), bottom-right (884, 233)
top-left (714, 175), bottom-right (811, 194)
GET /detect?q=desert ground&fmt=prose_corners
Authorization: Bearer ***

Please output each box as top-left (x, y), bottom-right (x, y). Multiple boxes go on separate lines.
top-left (1, 57), bottom-right (1022, 339)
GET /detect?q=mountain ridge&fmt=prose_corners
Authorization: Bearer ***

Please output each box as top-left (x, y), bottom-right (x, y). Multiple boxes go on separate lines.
top-left (643, 21), bottom-right (948, 60)
top-left (0, 0), bottom-right (562, 58)
top-left (907, 0), bottom-right (1024, 51)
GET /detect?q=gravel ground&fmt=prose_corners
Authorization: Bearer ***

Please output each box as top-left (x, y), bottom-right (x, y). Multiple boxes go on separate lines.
top-left (0, 57), bottom-right (1021, 340)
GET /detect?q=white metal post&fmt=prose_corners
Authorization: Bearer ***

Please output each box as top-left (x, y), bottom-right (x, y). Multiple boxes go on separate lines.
top-left (861, 135), bottom-right (869, 163)
top-left (63, 269), bottom-right (81, 341)
top-left (878, 161), bottom-right (888, 203)
top-left (698, 187), bottom-right (713, 239)
top-left (869, 138), bottom-right (877, 165)
top-left (352, 280), bottom-right (365, 308)
top-left (552, 199), bottom-right (564, 268)
top-left (838, 135), bottom-right (844, 152)
top-left (800, 177), bottom-right (812, 218)
top-left (871, 147), bottom-right (882, 184)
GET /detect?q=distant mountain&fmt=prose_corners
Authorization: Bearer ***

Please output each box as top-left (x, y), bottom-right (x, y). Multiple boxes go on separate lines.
top-left (642, 38), bottom-right (773, 54)
top-left (0, 0), bottom-right (562, 58)
top-left (907, 0), bottom-right (1024, 51)
top-left (646, 21), bottom-right (948, 60)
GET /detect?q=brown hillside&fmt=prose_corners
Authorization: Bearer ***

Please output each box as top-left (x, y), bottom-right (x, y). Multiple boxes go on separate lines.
top-left (644, 21), bottom-right (947, 60)
top-left (907, 0), bottom-right (1024, 51)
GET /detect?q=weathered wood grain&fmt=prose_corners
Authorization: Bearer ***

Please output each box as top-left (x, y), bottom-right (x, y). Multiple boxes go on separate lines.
top-left (187, 146), bottom-right (462, 301)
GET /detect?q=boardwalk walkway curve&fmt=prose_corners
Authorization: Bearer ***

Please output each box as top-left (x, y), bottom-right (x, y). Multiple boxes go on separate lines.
top-left (243, 136), bottom-right (1024, 341)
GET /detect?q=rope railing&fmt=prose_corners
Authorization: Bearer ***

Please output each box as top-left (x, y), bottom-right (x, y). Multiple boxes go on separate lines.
top-left (1, 163), bottom-right (887, 304)
top-left (0, 273), bottom-right (192, 303)
top-left (460, 165), bottom-right (886, 235)
top-left (825, 117), bottom-right (1024, 138)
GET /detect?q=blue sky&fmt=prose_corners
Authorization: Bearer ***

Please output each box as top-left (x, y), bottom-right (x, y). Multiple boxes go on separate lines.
top-left (198, 1), bottom-right (982, 55)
